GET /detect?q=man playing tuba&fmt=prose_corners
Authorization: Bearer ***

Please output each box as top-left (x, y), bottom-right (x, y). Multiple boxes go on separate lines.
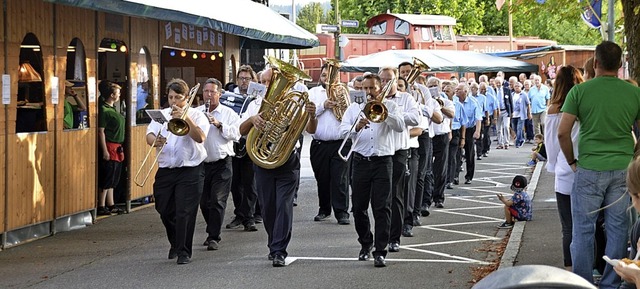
top-left (307, 62), bottom-right (352, 225)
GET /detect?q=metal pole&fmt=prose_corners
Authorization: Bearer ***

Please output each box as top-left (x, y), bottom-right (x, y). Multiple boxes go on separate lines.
top-left (334, 0), bottom-right (341, 60)
top-left (508, 0), bottom-right (514, 51)
top-left (607, 0), bottom-right (614, 42)
top-left (291, 0), bottom-right (298, 65)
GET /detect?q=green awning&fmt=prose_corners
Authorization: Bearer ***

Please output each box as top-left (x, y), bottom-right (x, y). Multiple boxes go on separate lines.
top-left (45, 0), bottom-right (319, 49)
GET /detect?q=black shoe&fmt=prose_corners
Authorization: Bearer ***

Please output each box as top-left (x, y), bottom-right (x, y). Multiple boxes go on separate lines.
top-left (293, 198), bottom-right (298, 207)
top-left (358, 246), bottom-right (372, 261)
top-left (168, 248), bottom-right (178, 259)
top-left (388, 242), bottom-right (400, 252)
top-left (268, 253), bottom-right (275, 261)
top-left (435, 202), bottom-right (444, 208)
top-left (244, 221), bottom-right (258, 232)
top-left (108, 206), bottom-right (125, 215)
top-left (402, 226), bottom-right (414, 237)
top-left (374, 256), bottom-right (386, 267)
top-left (465, 179), bottom-right (472, 184)
top-left (453, 178), bottom-right (459, 185)
top-left (97, 207), bottom-right (112, 216)
top-left (254, 215), bottom-right (263, 224)
top-left (420, 207), bottom-right (430, 217)
top-left (226, 217), bottom-right (243, 229)
top-left (207, 240), bottom-right (219, 251)
top-left (272, 254), bottom-right (286, 267)
top-left (337, 217), bottom-right (350, 225)
top-left (177, 255), bottom-right (191, 265)
top-left (477, 156), bottom-right (482, 160)
top-left (314, 213), bottom-right (330, 221)
top-left (202, 239), bottom-right (212, 246)
top-left (413, 215), bottom-right (421, 226)
top-left (482, 153), bottom-right (488, 157)
top-left (446, 183), bottom-right (453, 189)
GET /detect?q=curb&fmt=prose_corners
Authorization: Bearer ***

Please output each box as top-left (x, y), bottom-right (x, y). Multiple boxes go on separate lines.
top-left (498, 161), bottom-right (544, 270)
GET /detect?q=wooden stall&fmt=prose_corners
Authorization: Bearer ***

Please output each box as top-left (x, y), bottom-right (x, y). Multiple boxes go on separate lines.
top-left (0, 0), bottom-right (6, 235)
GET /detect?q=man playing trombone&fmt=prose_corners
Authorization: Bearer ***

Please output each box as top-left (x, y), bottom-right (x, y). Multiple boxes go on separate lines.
top-left (197, 78), bottom-right (242, 251)
top-left (339, 73), bottom-right (405, 267)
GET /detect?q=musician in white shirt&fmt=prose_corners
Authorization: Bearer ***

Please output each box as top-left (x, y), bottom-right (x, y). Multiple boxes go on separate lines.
top-left (197, 78), bottom-right (242, 251)
top-left (146, 78), bottom-right (210, 265)
top-left (339, 73), bottom-right (404, 267)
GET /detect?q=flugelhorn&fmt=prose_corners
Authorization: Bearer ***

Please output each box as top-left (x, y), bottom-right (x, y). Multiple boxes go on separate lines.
top-left (325, 59), bottom-right (350, 121)
top-left (337, 75), bottom-right (394, 161)
top-left (246, 56), bottom-right (312, 169)
top-left (134, 83), bottom-right (200, 187)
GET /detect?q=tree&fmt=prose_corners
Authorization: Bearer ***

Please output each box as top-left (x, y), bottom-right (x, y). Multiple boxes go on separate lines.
top-left (623, 0), bottom-right (640, 82)
top-left (296, 2), bottom-right (333, 34)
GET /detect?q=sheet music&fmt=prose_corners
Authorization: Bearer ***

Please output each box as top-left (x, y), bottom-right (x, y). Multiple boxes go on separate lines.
top-left (247, 81), bottom-right (267, 98)
top-left (349, 90), bottom-right (366, 104)
top-left (145, 109), bottom-right (169, 124)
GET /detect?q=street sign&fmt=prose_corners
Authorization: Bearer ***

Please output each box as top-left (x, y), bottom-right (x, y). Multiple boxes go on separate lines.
top-left (320, 25), bottom-right (339, 33)
top-left (341, 20), bottom-right (359, 28)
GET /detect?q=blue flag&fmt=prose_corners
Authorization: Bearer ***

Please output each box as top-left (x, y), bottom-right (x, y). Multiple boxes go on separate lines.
top-left (581, 0), bottom-right (602, 29)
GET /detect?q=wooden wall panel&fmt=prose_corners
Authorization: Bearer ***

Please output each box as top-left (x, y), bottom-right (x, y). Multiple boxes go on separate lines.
top-left (0, 134), bottom-right (5, 233)
top-left (97, 12), bottom-right (129, 46)
top-left (53, 3), bottom-right (98, 217)
top-left (6, 134), bottom-right (54, 230)
top-left (5, 0), bottom-right (55, 230)
top-left (129, 126), bottom-right (155, 200)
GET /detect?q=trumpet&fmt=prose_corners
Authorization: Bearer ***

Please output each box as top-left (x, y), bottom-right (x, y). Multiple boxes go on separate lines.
top-left (337, 76), bottom-right (394, 161)
top-left (134, 83), bottom-right (201, 187)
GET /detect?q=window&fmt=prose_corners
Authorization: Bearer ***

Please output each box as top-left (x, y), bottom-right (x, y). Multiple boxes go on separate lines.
top-left (370, 21), bottom-right (387, 35)
top-left (431, 26), bottom-right (453, 41)
top-left (135, 47), bottom-right (153, 125)
top-left (394, 20), bottom-right (409, 36)
top-left (64, 38), bottom-right (90, 130)
top-left (421, 27), bottom-right (432, 41)
top-left (17, 33), bottom-right (46, 133)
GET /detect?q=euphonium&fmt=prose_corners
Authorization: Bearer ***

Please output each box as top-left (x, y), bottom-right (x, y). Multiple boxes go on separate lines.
top-left (324, 59), bottom-right (351, 121)
top-left (246, 56), bottom-right (312, 169)
top-left (405, 57), bottom-right (430, 104)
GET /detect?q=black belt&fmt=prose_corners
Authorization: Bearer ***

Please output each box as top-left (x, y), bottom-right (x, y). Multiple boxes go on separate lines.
top-left (313, 139), bottom-right (342, 144)
top-left (353, 152), bottom-right (388, 162)
top-left (204, 155), bottom-right (230, 165)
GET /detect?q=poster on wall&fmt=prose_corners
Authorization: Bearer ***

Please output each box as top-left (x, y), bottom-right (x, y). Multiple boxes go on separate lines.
top-left (218, 33), bottom-right (223, 47)
top-left (51, 76), bottom-right (59, 105)
top-left (2, 74), bottom-right (10, 104)
top-left (210, 31), bottom-right (215, 46)
top-left (203, 27), bottom-right (208, 41)
top-left (88, 77), bottom-right (96, 102)
top-left (182, 24), bottom-right (188, 40)
top-left (197, 30), bottom-right (202, 45)
top-left (189, 25), bottom-right (195, 39)
top-left (174, 28), bottom-right (181, 44)
top-left (165, 22), bottom-right (172, 39)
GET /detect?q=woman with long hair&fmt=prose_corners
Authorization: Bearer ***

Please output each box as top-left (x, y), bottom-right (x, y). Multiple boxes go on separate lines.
top-left (544, 65), bottom-right (584, 271)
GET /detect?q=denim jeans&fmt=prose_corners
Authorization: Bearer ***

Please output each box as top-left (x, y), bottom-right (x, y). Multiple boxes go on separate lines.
top-left (510, 117), bottom-right (524, 147)
top-left (570, 167), bottom-right (629, 289)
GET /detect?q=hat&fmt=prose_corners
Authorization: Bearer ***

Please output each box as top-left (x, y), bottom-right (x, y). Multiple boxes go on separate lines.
top-left (64, 80), bottom-right (74, 87)
top-left (511, 175), bottom-right (528, 190)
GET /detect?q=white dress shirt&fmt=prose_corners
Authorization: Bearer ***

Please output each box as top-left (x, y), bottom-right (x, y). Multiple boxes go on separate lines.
top-left (432, 96), bottom-right (455, 135)
top-left (146, 107), bottom-right (210, 168)
top-left (388, 91), bottom-right (421, 151)
top-left (196, 103), bottom-right (241, 162)
top-left (339, 99), bottom-right (404, 157)
top-left (309, 86), bottom-right (343, 141)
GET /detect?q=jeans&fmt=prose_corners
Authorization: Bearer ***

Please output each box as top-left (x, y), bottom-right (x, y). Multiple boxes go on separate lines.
top-left (570, 167), bottom-right (630, 289)
top-left (510, 117), bottom-right (524, 147)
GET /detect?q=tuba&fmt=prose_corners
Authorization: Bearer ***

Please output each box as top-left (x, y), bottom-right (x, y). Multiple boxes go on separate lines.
top-left (405, 57), bottom-right (430, 104)
top-left (324, 59), bottom-right (351, 121)
top-left (246, 56), bottom-right (312, 169)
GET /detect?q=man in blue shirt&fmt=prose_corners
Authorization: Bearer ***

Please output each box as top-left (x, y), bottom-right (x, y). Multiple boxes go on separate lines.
top-left (528, 75), bottom-right (550, 136)
top-left (445, 84), bottom-right (466, 192)
top-left (457, 83), bottom-right (483, 184)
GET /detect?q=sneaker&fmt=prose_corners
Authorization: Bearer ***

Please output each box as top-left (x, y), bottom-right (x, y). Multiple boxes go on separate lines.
top-left (226, 217), bottom-right (243, 229)
top-left (527, 160), bottom-right (536, 166)
top-left (497, 222), bottom-right (514, 229)
top-left (244, 221), bottom-right (258, 232)
top-left (207, 240), bottom-right (219, 251)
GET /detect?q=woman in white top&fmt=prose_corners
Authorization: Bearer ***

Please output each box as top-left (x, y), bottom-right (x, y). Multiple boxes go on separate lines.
top-left (544, 66), bottom-right (583, 270)
top-left (146, 78), bottom-right (210, 265)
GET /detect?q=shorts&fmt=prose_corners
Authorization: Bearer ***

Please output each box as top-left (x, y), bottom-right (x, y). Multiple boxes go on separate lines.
top-left (509, 207), bottom-right (527, 221)
top-left (99, 160), bottom-right (123, 189)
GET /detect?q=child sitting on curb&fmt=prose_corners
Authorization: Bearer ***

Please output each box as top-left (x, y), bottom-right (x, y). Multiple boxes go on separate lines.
top-left (528, 134), bottom-right (547, 166)
top-left (497, 175), bottom-right (533, 228)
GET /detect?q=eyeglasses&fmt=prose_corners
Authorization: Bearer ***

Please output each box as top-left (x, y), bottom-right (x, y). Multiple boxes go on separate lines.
top-left (238, 77), bottom-right (252, 82)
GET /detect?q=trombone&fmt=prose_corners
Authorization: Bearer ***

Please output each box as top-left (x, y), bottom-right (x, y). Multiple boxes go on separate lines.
top-left (337, 76), bottom-right (394, 161)
top-left (134, 83), bottom-right (201, 187)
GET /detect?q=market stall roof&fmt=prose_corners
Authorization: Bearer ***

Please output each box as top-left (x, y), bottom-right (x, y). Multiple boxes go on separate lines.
top-left (486, 46), bottom-right (565, 59)
top-left (341, 49), bottom-right (538, 73)
top-left (45, 0), bottom-right (319, 49)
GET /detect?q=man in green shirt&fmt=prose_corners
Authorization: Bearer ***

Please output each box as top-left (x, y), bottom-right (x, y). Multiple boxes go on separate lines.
top-left (558, 41), bottom-right (640, 288)
top-left (63, 80), bottom-right (87, 129)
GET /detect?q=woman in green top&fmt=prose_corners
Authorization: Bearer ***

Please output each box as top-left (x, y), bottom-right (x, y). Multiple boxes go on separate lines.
top-left (97, 80), bottom-right (125, 215)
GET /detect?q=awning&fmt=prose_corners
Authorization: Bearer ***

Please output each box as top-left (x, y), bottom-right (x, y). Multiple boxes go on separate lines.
top-left (486, 46), bottom-right (565, 60)
top-left (341, 49), bottom-right (538, 73)
top-left (44, 0), bottom-right (319, 49)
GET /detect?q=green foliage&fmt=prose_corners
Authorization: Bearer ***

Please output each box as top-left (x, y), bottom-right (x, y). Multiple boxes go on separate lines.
top-left (296, 2), bottom-right (334, 33)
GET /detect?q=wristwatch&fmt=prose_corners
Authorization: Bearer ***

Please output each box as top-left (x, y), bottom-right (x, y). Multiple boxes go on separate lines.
top-left (568, 159), bottom-right (578, 166)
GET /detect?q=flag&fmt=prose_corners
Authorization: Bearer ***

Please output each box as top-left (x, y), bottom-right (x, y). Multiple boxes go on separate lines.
top-left (581, 0), bottom-right (602, 29)
top-left (496, 0), bottom-right (506, 10)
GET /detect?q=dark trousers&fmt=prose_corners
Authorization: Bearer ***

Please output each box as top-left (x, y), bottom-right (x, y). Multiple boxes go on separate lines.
top-left (254, 151), bottom-right (300, 257)
top-left (404, 147), bottom-right (419, 227)
top-left (390, 149), bottom-right (408, 244)
top-left (200, 157), bottom-right (233, 242)
top-left (309, 139), bottom-right (351, 219)
top-left (231, 155), bottom-right (258, 224)
top-left (463, 126), bottom-right (477, 181)
top-left (482, 117), bottom-right (492, 155)
top-left (415, 133), bottom-right (433, 216)
top-left (525, 118), bottom-right (534, 141)
top-left (351, 153), bottom-right (392, 257)
top-left (556, 192), bottom-right (573, 267)
top-left (153, 164), bottom-right (204, 258)
top-left (447, 129), bottom-right (461, 185)
top-left (426, 134), bottom-right (449, 206)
